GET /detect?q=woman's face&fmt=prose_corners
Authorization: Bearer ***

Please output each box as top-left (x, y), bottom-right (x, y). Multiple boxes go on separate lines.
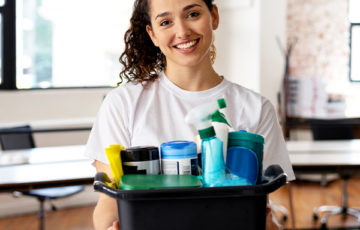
top-left (146, 0), bottom-right (219, 68)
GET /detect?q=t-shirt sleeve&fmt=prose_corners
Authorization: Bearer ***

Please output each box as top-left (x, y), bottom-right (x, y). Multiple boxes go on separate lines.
top-left (255, 99), bottom-right (295, 181)
top-left (84, 90), bottom-right (131, 164)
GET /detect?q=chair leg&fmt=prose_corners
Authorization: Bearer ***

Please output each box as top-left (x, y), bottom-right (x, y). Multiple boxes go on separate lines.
top-left (38, 197), bottom-right (46, 230)
top-left (313, 177), bottom-right (360, 228)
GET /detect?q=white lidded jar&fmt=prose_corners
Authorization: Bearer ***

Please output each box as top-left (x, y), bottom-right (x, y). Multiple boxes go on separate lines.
top-left (161, 140), bottom-right (199, 175)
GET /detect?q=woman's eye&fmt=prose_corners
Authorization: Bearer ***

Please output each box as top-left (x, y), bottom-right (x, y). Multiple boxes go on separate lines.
top-left (160, 20), bottom-right (170, 26)
top-left (188, 12), bottom-right (200, 18)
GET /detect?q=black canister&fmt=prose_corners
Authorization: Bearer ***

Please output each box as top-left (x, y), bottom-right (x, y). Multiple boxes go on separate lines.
top-left (121, 146), bottom-right (160, 174)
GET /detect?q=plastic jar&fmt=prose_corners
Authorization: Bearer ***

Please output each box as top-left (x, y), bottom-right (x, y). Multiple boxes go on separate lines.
top-left (161, 141), bottom-right (199, 175)
top-left (121, 146), bottom-right (160, 174)
top-left (227, 131), bottom-right (264, 183)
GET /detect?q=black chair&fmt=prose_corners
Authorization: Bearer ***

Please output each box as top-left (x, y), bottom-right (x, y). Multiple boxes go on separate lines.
top-left (311, 119), bottom-right (355, 140)
top-left (309, 119), bottom-right (360, 229)
top-left (0, 125), bottom-right (85, 230)
top-left (310, 119), bottom-right (355, 187)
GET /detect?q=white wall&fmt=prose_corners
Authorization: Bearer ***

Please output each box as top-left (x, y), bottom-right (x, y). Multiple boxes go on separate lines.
top-left (214, 0), bottom-right (261, 93)
top-left (260, 0), bottom-right (287, 106)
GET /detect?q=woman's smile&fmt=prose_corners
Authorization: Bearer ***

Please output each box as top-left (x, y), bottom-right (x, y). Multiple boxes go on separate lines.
top-left (173, 38), bottom-right (200, 53)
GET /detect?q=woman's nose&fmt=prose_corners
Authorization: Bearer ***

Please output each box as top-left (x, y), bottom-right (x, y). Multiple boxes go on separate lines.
top-left (176, 21), bottom-right (191, 39)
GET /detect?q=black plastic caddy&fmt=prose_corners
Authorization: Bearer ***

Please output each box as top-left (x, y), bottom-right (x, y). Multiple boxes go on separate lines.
top-left (94, 164), bottom-right (287, 230)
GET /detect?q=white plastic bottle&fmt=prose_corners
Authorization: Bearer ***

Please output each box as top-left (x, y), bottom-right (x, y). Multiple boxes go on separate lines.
top-left (211, 99), bottom-right (231, 162)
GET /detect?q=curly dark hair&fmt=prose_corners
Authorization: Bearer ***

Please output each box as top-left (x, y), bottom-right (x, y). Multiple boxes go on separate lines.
top-left (118, 0), bottom-right (215, 85)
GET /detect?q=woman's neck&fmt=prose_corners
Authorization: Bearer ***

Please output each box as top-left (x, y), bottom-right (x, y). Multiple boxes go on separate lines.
top-left (164, 62), bottom-right (222, 92)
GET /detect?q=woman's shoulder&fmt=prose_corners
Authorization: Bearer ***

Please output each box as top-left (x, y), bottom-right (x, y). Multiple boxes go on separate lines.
top-left (225, 80), bottom-right (268, 103)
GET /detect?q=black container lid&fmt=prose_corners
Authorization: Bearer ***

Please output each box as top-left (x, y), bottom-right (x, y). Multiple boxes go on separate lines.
top-left (121, 146), bottom-right (159, 162)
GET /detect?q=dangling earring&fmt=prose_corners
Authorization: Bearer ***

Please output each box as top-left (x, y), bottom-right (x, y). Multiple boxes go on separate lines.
top-left (210, 43), bottom-right (216, 65)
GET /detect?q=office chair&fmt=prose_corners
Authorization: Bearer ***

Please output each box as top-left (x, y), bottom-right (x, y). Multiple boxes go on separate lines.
top-left (0, 125), bottom-right (85, 230)
top-left (309, 119), bottom-right (360, 229)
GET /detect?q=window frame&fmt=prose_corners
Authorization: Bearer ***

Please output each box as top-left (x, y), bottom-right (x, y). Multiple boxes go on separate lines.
top-left (0, 0), bottom-right (16, 90)
top-left (349, 23), bottom-right (360, 82)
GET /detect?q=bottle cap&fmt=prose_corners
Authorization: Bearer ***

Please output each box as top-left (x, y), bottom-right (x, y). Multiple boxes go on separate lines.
top-left (198, 126), bottom-right (216, 139)
top-left (161, 141), bottom-right (197, 159)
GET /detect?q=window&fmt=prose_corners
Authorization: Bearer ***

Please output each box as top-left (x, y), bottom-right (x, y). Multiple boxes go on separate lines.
top-left (349, 0), bottom-right (360, 82)
top-left (1, 0), bottom-right (133, 89)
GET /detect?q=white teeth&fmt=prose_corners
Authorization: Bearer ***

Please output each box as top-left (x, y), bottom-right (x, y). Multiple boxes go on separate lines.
top-left (176, 40), bottom-right (197, 49)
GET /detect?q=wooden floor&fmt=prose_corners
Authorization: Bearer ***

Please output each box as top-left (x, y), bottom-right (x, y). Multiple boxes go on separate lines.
top-left (270, 175), bottom-right (360, 230)
top-left (0, 175), bottom-right (359, 230)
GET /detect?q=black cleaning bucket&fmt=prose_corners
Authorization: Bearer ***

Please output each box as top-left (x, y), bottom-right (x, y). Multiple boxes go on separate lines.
top-left (94, 164), bottom-right (287, 230)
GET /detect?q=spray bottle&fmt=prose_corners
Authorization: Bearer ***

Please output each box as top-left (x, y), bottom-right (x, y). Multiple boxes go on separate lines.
top-left (185, 99), bottom-right (227, 187)
top-left (211, 100), bottom-right (231, 162)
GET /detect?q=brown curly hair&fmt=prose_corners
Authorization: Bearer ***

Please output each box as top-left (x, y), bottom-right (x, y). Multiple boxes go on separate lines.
top-left (118, 0), bottom-right (215, 85)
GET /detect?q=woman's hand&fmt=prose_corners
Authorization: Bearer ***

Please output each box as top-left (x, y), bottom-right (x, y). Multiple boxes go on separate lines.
top-left (266, 206), bottom-right (283, 230)
top-left (107, 221), bottom-right (120, 230)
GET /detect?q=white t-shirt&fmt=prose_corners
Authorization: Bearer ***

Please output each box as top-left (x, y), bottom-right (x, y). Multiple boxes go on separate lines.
top-left (85, 72), bottom-right (295, 180)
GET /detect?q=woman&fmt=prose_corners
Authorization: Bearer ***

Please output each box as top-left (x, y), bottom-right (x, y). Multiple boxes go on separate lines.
top-left (85, 0), bottom-right (295, 229)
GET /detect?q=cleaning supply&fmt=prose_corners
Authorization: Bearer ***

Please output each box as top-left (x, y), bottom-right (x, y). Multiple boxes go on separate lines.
top-left (105, 144), bottom-right (125, 188)
top-left (226, 147), bottom-right (258, 185)
top-left (185, 99), bottom-right (227, 187)
top-left (186, 98), bottom-right (230, 162)
top-left (211, 107), bottom-right (231, 162)
top-left (186, 99), bottom-right (249, 187)
top-left (161, 140), bottom-right (199, 175)
top-left (228, 131), bottom-right (264, 184)
top-left (199, 126), bottom-right (226, 187)
top-left (121, 146), bottom-right (160, 174)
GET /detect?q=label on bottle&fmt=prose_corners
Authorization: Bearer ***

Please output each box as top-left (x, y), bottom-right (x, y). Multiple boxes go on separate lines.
top-left (122, 160), bottom-right (160, 174)
top-left (162, 158), bottom-right (198, 175)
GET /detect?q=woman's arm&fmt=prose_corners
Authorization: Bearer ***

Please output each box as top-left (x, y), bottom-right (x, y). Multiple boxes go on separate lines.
top-left (93, 160), bottom-right (119, 230)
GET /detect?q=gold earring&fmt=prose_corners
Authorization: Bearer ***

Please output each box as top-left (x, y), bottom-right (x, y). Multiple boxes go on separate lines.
top-left (210, 44), bottom-right (216, 65)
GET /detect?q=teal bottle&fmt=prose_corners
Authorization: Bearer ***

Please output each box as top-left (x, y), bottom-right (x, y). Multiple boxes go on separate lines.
top-left (200, 127), bottom-right (226, 187)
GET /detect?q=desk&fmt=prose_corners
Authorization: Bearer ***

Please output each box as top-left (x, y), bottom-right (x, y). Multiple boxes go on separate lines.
top-left (286, 140), bottom-right (360, 228)
top-left (0, 145), bottom-right (95, 192)
top-left (287, 140), bottom-right (360, 174)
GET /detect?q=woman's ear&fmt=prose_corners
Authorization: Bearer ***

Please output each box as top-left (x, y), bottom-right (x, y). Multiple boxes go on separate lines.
top-left (211, 5), bottom-right (219, 30)
top-left (146, 25), bottom-right (159, 47)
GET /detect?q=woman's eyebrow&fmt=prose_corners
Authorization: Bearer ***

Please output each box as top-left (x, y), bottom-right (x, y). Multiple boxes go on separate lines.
top-left (183, 3), bottom-right (202, 11)
top-left (155, 12), bottom-right (170, 20)
top-left (155, 4), bottom-right (202, 20)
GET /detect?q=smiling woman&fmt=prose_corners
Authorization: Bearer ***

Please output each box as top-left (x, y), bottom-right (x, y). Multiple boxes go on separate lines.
top-left (86, 0), bottom-right (294, 230)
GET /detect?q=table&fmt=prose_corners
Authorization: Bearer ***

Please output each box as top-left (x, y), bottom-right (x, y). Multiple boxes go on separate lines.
top-left (287, 140), bottom-right (360, 174)
top-left (0, 145), bottom-right (95, 192)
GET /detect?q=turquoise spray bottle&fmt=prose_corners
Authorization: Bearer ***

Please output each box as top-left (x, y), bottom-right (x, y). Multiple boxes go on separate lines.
top-left (185, 99), bottom-right (227, 187)
top-left (198, 126), bottom-right (226, 187)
